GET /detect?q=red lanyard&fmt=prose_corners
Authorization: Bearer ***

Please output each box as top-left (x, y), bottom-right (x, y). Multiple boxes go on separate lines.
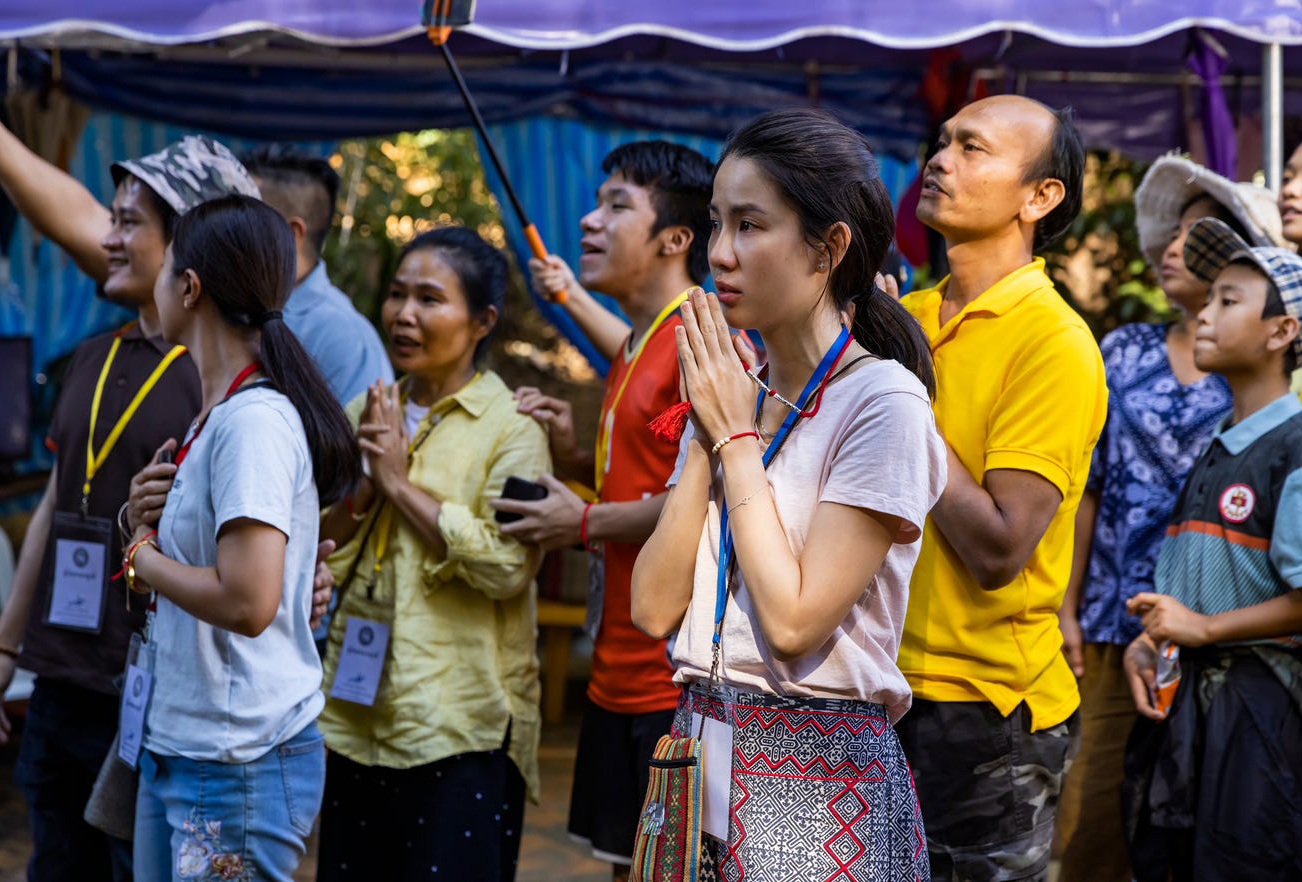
top-left (175, 362), bottom-right (262, 466)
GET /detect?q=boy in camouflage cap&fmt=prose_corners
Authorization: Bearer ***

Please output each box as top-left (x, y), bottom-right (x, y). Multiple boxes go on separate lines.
top-left (1122, 216), bottom-right (1302, 879)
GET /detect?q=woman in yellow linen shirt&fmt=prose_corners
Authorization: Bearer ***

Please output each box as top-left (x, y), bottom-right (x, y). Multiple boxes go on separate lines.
top-left (315, 227), bottom-right (550, 882)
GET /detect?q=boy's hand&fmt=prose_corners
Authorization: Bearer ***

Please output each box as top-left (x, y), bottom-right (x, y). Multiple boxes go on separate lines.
top-left (1122, 634), bottom-right (1165, 720)
top-left (1127, 592), bottom-right (1213, 647)
top-left (0, 653), bottom-right (14, 743)
top-left (528, 255), bottom-right (580, 301)
top-left (514, 387), bottom-right (580, 465)
top-left (1057, 608), bottom-right (1085, 678)
top-left (491, 474), bottom-right (584, 551)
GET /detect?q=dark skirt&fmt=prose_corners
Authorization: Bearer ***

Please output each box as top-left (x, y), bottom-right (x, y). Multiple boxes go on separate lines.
top-left (316, 748), bottom-right (525, 882)
top-left (673, 681), bottom-right (929, 882)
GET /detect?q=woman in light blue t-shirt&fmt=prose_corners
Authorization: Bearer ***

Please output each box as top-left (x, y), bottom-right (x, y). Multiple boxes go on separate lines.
top-left (123, 194), bottom-right (359, 881)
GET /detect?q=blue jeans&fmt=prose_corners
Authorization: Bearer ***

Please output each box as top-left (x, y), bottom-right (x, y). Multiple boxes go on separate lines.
top-left (133, 722), bottom-right (325, 882)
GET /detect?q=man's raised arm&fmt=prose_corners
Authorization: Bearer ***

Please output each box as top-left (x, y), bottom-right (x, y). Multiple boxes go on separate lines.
top-left (0, 121), bottom-right (111, 282)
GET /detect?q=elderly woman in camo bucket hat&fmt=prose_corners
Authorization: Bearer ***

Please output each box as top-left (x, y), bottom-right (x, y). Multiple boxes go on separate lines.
top-left (1054, 153), bottom-right (1287, 882)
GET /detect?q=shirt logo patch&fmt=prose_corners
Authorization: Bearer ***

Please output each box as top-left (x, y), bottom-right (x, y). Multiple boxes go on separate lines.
top-left (1219, 483), bottom-right (1256, 523)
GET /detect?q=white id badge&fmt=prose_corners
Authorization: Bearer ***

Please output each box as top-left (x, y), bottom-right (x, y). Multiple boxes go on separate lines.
top-left (48, 538), bottom-right (108, 629)
top-left (330, 618), bottom-right (390, 706)
top-left (118, 664), bottom-right (152, 769)
top-left (41, 512), bottom-right (113, 633)
top-left (690, 712), bottom-right (734, 840)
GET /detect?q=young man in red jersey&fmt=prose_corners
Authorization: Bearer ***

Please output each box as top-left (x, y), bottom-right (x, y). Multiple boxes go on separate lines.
top-left (492, 141), bottom-right (712, 880)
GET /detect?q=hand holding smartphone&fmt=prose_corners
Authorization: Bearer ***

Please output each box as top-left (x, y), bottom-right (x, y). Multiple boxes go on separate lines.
top-left (494, 476), bottom-right (548, 524)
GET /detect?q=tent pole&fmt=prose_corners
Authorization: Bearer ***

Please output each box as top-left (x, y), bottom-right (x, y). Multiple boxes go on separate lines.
top-left (1263, 42), bottom-right (1283, 191)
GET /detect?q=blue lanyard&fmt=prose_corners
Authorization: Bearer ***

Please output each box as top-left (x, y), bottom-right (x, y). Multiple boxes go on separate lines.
top-left (712, 325), bottom-right (850, 644)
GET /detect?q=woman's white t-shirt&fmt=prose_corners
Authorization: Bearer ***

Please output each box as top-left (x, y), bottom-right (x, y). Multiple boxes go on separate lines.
top-left (667, 359), bottom-right (947, 722)
top-left (146, 385), bottom-right (324, 763)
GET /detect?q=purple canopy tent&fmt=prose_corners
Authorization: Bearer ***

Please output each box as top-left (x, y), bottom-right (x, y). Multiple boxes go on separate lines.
top-left (0, 1), bottom-right (1298, 366)
top-left (2, 1), bottom-right (1300, 183)
top-left (2, 1), bottom-right (1299, 48)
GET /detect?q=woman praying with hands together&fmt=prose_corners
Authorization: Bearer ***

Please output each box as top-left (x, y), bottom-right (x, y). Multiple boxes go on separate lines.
top-left (631, 109), bottom-right (947, 881)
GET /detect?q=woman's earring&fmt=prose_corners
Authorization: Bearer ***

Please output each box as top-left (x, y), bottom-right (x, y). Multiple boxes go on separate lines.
top-left (817, 261), bottom-right (827, 272)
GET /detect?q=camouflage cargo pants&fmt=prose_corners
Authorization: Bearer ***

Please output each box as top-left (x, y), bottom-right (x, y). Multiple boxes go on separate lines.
top-left (895, 700), bottom-right (1080, 882)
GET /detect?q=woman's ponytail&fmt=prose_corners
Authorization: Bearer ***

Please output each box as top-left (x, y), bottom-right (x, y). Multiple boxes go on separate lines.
top-left (170, 195), bottom-right (361, 504)
top-left (849, 286), bottom-right (935, 398)
top-left (256, 317), bottom-right (361, 504)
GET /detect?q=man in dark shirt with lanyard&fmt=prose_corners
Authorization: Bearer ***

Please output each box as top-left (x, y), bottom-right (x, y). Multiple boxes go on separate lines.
top-left (0, 136), bottom-right (259, 881)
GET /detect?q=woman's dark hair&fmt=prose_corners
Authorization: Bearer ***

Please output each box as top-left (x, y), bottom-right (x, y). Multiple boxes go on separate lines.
top-left (170, 194), bottom-right (360, 504)
top-left (1180, 193), bottom-right (1253, 243)
top-left (396, 226), bottom-right (508, 363)
top-left (718, 109), bottom-right (935, 396)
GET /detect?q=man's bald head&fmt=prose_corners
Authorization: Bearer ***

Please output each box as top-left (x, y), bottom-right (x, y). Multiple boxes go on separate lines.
top-left (918, 95), bottom-right (1084, 252)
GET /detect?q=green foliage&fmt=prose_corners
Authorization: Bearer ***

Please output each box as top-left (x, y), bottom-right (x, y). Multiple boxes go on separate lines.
top-left (320, 129), bottom-right (508, 325)
top-left (316, 128), bottom-right (583, 384)
top-left (1042, 151), bottom-right (1177, 336)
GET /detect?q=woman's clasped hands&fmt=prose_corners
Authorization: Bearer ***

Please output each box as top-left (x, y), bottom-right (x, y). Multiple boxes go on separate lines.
top-left (676, 287), bottom-right (758, 447)
top-left (357, 380), bottom-right (410, 496)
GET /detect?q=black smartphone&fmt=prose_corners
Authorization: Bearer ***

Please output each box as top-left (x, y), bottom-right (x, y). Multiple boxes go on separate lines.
top-left (494, 476), bottom-right (548, 524)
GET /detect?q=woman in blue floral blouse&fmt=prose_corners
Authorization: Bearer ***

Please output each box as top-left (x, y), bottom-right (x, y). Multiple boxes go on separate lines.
top-left (1054, 155), bottom-right (1288, 882)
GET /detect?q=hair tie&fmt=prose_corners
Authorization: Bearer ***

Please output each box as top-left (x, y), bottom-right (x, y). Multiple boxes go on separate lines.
top-left (254, 310), bottom-right (282, 326)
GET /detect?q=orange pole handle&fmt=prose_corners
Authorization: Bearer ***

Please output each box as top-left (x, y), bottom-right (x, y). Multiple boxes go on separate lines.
top-left (522, 224), bottom-right (567, 304)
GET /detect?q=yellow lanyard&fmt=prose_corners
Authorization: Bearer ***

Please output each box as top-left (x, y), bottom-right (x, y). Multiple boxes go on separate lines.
top-left (594, 289), bottom-right (690, 495)
top-left (83, 331), bottom-right (187, 513)
top-left (367, 374), bottom-right (479, 582)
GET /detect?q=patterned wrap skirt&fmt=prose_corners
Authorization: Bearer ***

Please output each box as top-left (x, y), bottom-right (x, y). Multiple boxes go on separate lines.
top-left (672, 681), bottom-right (929, 882)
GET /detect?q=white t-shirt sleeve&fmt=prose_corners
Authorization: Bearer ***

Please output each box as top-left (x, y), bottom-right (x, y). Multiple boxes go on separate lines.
top-left (666, 421), bottom-right (696, 488)
top-left (820, 387), bottom-right (945, 545)
top-left (208, 398), bottom-right (304, 541)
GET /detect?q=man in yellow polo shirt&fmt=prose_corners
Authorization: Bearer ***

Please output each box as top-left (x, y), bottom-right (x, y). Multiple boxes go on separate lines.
top-left (895, 95), bottom-right (1106, 882)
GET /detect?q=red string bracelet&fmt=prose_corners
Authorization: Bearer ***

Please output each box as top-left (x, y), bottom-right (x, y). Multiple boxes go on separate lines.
top-left (114, 529), bottom-right (158, 582)
top-left (580, 502), bottom-right (597, 553)
top-left (710, 431), bottom-right (759, 455)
